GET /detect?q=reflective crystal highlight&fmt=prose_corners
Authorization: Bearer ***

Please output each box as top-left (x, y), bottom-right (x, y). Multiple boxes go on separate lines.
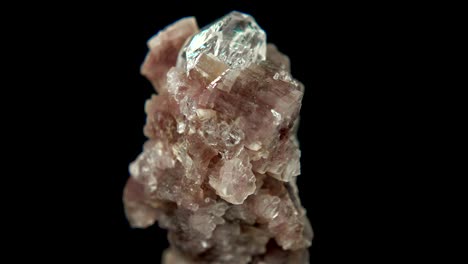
top-left (177, 11), bottom-right (267, 73)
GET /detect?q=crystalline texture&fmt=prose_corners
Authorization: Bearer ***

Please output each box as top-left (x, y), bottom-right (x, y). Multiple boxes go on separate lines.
top-left (124, 11), bottom-right (312, 264)
top-left (177, 11), bottom-right (266, 72)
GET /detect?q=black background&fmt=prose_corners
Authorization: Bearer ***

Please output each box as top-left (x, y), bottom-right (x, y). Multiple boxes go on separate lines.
top-left (18, 0), bottom-right (418, 262)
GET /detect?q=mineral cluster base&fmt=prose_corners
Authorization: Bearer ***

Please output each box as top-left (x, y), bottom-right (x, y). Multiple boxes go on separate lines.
top-left (123, 11), bottom-right (313, 264)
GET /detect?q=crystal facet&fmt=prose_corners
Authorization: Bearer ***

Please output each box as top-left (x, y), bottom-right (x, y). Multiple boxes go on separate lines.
top-left (177, 11), bottom-right (267, 73)
top-left (125, 11), bottom-right (312, 264)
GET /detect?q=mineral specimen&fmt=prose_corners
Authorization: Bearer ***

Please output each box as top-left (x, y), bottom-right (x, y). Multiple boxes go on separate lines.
top-left (123, 11), bottom-right (312, 263)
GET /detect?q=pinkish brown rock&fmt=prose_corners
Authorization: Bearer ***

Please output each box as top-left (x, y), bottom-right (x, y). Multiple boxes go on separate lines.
top-left (123, 11), bottom-right (312, 264)
top-left (141, 17), bottom-right (199, 92)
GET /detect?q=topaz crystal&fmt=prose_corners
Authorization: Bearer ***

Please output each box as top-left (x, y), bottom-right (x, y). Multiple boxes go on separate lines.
top-left (177, 11), bottom-right (267, 72)
top-left (124, 11), bottom-right (312, 263)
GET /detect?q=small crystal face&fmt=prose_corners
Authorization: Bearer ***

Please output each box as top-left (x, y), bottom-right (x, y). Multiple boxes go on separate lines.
top-left (177, 11), bottom-right (267, 72)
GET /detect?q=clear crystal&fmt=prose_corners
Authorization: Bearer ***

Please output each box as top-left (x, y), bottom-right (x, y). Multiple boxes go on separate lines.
top-left (177, 11), bottom-right (267, 72)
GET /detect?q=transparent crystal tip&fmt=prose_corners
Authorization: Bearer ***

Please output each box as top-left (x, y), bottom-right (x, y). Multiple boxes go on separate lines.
top-left (177, 11), bottom-right (267, 73)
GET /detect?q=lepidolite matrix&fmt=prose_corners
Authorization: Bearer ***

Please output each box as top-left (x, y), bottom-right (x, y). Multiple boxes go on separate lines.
top-left (123, 11), bottom-right (312, 263)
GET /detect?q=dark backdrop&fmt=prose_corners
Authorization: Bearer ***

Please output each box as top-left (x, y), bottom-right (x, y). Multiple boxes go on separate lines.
top-left (32, 1), bottom-right (405, 262)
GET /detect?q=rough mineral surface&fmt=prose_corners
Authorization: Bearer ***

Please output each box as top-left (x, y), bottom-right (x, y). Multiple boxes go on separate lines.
top-left (123, 11), bottom-right (312, 264)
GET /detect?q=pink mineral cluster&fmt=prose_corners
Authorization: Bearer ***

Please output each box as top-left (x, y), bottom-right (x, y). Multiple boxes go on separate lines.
top-left (123, 11), bottom-right (312, 264)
